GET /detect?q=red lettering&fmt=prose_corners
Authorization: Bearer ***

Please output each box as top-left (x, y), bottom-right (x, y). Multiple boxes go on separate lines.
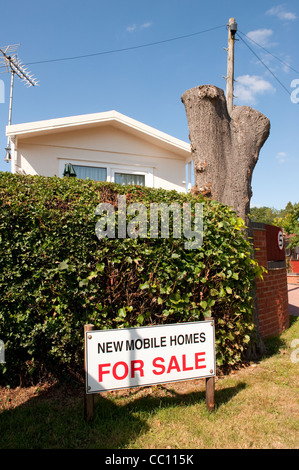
top-left (153, 353), bottom-right (207, 377)
top-left (182, 354), bottom-right (193, 371)
top-left (167, 355), bottom-right (181, 374)
top-left (112, 361), bottom-right (129, 380)
top-left (195, 352), bottom-right (206, 369)
top-left (131, 360), bottom-right (144, 378)
top-left (152, 357), bottom-right (165, 375)
top-left (98, 363), bottom-right (111, 382)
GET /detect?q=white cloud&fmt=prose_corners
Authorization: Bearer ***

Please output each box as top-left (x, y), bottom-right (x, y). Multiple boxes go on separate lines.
top-left (245, 29), bottom-right (293, 75)
top-left (126, 22), bottom-right (152, 33)
top-left (247, 29), bottom-right (274, 47)
top-left (126, 24), bottom-right (137, 33)
top-left (281, 54), bottom-right (292, 73)
top-left (141, 22), bottom-right (152, 29)
top-left (235, 75), bottom-right (275, 104)
top-left (276, 151), bottom-right (288, 163)
top-left (266, 5), bottom-right (297, 21)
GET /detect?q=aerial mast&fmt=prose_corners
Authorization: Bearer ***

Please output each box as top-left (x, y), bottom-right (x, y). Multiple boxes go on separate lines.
top-left (0, 44), bottom-right (38, 164)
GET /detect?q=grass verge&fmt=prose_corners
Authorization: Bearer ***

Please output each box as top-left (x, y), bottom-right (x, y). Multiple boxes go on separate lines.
top-left (0, 316), bottom-right (298, 449)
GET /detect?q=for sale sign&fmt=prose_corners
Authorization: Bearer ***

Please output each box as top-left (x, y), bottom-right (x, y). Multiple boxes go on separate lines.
top-left (85, 320), bottom-right (215, 394)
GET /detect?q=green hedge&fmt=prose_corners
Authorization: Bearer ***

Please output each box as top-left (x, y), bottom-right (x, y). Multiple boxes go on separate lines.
top-left (0, 173), bottom-right (262, 384)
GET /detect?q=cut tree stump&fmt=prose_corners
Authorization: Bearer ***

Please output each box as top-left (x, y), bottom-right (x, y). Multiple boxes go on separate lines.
top-left (181, 85), bottom-right (270, 226)
top-left (182, 84), bottom-right (269, 356)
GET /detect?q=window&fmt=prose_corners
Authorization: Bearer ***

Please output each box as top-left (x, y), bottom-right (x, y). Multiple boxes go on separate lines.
top-left (111, 167), bottom-right (151, 187)
top-left (72, 165), bottom-right (107, 182)
top-left (114, 172), bottom-right (145, 186)
top-left (60, 160), bottom-right (153, 187)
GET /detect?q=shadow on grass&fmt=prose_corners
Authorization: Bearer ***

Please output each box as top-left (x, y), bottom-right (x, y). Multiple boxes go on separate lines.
top-left (264, 335), bottom-right (287, 357)
top-left (262, 315), bottom-right (298, 358)
top-left (289, 314), bottom-right (299, 327)
top-left (0, 379), bottom-right (247, 449)
top-left (91, 380), bottom-right (247, 447)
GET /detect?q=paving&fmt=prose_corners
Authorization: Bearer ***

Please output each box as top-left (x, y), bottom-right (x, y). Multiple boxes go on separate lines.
top-left (288, 283), bottom-right (299, 316)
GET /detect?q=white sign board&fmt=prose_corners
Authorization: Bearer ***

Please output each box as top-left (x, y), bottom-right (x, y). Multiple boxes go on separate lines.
top-left (85, 320), bottom-right (216, 394)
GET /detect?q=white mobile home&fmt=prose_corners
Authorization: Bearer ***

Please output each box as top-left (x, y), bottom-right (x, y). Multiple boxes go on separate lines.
top-left (6, 110), bottom-right (192, 192)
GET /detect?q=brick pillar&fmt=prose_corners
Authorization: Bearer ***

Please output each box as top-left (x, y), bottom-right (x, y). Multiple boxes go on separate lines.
top-left (252, 223), bottom-right (289, 339)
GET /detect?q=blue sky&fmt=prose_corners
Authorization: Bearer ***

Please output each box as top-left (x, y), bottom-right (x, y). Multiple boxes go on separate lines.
top-left (0, 0), bottom-right (298, 210)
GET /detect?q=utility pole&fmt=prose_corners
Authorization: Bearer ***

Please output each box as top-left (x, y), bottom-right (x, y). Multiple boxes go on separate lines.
top-left (225, 17), bottom-right (237, 115)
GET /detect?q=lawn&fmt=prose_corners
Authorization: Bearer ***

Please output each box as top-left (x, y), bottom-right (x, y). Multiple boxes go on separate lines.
top-left (0, 316), bottom-right (298, 449)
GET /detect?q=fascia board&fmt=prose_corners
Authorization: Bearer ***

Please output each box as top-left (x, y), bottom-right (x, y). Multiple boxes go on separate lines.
top-left (6, 110), bottom-right (191, 157)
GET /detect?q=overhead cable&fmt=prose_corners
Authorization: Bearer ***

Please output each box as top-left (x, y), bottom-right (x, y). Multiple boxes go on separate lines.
top-left (236, 32), bottom-right (292, 97)
top-left (25, 25), bottom-right (226, 66)
top-left (238, 30), bottom-right (299, 76)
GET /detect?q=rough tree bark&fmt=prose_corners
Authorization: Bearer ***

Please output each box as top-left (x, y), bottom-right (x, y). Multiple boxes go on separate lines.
top-left (182, 85), bottom-right (270, 356)
top-left (181, 85), bottom-right (270, 227)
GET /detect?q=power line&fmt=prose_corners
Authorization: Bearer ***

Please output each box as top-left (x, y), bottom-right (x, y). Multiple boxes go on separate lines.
top-left (236, 32), bottom-right (292, 97)
top-left (24, 24), bottom-right (226, 66)
top-left (238, 30), bottom-right (299, 76)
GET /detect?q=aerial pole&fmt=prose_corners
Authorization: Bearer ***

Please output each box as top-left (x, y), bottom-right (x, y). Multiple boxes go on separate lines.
top-left (8, 69), bottom-right (15, 127)
top-left (225, 17), bottom-right (237, 115)
top-left (5, 70), bottom-right (16, 164)
top-left (0, 44), bottom-right (38, 164)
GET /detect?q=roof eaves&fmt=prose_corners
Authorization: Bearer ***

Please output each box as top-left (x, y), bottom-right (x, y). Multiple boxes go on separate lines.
top-left (6, 110), bottom-right (191, 154)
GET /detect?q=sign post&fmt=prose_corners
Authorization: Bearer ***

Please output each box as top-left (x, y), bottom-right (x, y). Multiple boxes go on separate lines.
top-left (84, 320), bottom-right (216, 420)
top-left (84, 323), bottom-right (94, 422)
top-left (205, 376), bottom-right (215, 412)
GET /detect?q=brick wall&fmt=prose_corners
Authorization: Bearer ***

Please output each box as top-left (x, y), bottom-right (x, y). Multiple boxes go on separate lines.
top-left (252, 223), bottom-right (289, 339)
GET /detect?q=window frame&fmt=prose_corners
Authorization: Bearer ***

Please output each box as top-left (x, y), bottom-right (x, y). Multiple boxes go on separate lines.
top-left (59, 159), bottom-right (154, 187)
top-left (71, 163), bottom-right (107, 182)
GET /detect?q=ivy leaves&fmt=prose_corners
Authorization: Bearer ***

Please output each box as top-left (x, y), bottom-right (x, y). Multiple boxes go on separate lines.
top-left (0, 173), bottom-right (262, 383)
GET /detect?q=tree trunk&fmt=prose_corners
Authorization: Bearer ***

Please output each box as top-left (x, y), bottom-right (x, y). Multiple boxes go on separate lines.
top-left (181, 85), bottom-right (270, 357)
top-left (181, 85), bottom-right (270, 227)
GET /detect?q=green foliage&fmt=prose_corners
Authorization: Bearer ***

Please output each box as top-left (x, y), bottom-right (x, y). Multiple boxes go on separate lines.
top-left (275, 202), bottom-right (299, 250)
top-left (249, 206), bottom-right (284, 225)
top-left (250, 202), bottom-right (299, 250)
top-left (0, 173), bottom-right (263, 384)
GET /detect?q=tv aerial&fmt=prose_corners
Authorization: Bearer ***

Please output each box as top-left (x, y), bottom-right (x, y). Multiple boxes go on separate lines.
top-left (0, 44), bottom-right (38, 163)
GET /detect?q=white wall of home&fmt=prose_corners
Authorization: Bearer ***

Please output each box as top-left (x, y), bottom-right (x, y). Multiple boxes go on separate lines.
top-left (16, 124), bottom-right (187, 192)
